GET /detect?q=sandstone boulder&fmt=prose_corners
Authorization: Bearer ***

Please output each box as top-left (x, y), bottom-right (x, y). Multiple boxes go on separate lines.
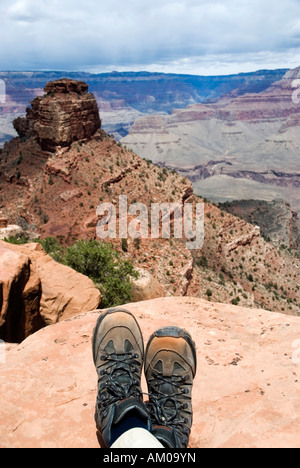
top-left (0, 241), bottom-right (101, 342)
top-left (131, 268), bottom-right (165, 302)
top-left (0, 224), bottom-right (24, 241)
top-left (0, 297), bottom-right (299, 448)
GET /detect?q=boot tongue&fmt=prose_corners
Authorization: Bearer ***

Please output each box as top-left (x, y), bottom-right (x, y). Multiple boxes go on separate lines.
top-left (155, 360), bottom-right (183, 400)
top-left (161, 394), bottom-right (177, 422)
top-left (161, 382), bottom-right (175, 397)
top-left (154, 360), bottom-right (184, 420)
top-left (111, 363), bottom-right (132, 392)
top-left (105, 338), bottom-right (136, 389)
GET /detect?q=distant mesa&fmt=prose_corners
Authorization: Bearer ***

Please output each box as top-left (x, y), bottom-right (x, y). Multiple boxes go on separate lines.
top-left (13, 79), bottom-right (101, 152)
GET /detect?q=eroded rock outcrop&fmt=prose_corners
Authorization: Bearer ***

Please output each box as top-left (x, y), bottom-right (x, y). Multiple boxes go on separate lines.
top-left (0, 240), bottom-right (101, 342)
top-left (13, 79), bottom-right (101, 152)
top-left (0, 243), bottom-right (43, 343)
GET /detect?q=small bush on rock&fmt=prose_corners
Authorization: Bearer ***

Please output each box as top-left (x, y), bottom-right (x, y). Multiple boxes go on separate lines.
top-left (63, 239), bottom-right (138, 308)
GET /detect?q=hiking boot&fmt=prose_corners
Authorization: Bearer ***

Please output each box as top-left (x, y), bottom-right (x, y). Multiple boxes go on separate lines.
top-left (92, 308), bottom-right (151, 447)
top-left (144, 326), bottom-right (197, 448)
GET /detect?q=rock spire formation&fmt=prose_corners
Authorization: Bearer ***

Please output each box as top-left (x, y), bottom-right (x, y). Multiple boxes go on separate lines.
top-left (13, 79), bottom-right (101, 152)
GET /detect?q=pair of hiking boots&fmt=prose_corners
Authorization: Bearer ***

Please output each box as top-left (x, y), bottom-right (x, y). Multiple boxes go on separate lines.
top-left (92, 308), bottom-right (197, 448)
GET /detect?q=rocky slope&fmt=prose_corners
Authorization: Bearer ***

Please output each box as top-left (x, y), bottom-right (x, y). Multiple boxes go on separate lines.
top-left (0, 297), bottom-right (299, 448)
top-left (121, 67), bottom-right (300, 215)
top-left (220, 199), bottom-right (300, 250)
top-left (188, 201), bottom-right (300, 316)
top-left (0, 79), bottom-right (299, 316)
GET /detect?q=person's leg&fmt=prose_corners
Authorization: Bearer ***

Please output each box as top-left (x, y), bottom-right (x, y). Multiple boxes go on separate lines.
top-left (111, 428), bottom-right (164, 448)
top-left (144, 326), bottom-right (197, 449)
top-left (93, 308), bottom-right (162, 448)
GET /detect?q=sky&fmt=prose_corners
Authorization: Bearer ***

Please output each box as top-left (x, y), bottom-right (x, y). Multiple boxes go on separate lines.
top-left (1, 0), bottom-right (300, 75)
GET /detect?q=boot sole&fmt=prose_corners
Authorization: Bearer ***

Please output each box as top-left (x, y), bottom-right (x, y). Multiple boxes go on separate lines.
top-left (145, 326), bottom-right (197, 376)
top-left (92, 307), bottom-right (144, 365)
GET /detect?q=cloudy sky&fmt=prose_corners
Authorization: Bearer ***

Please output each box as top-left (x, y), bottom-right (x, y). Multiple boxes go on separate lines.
top-left (1, 0), bottom-right (300, 75)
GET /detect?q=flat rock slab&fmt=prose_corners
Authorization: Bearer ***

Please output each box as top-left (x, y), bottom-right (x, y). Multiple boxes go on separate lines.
top-left (0, 297), bottom-right (300, 448)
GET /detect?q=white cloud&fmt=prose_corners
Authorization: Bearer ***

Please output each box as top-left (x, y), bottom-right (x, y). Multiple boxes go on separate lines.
top-left (7, 0), bottom-right (47, 22)
top-left (0, 0), bottom-right (300, 73)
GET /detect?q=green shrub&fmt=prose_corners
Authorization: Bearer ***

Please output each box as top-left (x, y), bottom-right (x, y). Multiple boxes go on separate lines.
top-left (195, 255), bottom-right (208, 268)
top-left (63, 239), bottom-right (138, 308)
top-left (4, 235), bottom-right (28, 245)
top-left (231, 297), bottom-right (240, 306)
top-left (133, 238), bottom-right (141, 250)
top-left (121, 238), bottom-right (128, 252)
top-left (206, 288), bottom-right (213, 298)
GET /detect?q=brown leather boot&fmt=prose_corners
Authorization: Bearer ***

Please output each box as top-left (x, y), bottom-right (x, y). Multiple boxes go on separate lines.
top-left (93, 308), bottom-right (151, 447)
top-left (145, 326), bottom-right (197, 448)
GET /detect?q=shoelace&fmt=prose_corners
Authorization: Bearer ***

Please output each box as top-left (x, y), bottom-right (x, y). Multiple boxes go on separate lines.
top-left (97, 353), bottom-right (141, 406)
top-left (97, 352), bottom-right (142, 416)
top-left (147, 371), bottom-right (191, 440)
